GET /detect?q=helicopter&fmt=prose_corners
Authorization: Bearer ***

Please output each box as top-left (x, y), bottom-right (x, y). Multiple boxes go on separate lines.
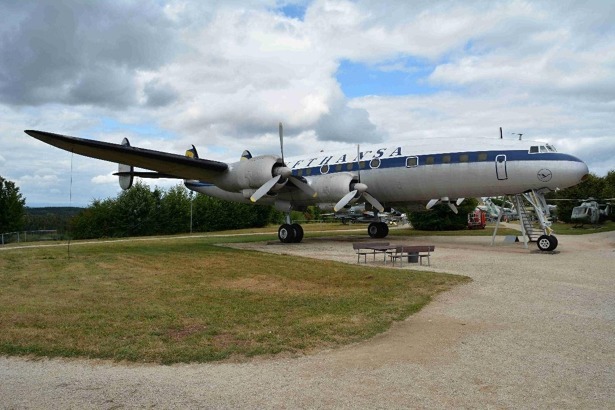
top-left (570, 199), bottom-right (612, 226)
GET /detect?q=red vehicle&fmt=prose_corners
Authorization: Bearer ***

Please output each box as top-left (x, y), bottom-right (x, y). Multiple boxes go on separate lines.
top-left (467, 209), bottom-right (487, 229)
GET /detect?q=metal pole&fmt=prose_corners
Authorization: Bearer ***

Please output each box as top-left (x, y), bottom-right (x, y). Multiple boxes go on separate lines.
top-left (190, 191), bottom-right (193, 234)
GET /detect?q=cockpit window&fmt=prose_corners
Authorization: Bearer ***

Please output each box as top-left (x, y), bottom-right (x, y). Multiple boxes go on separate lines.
top-left (530, 144), bottom-right (557, 154)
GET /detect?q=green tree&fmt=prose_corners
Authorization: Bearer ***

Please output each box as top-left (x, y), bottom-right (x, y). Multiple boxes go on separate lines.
top-left (0, 176), bottom-right (26, 233)
top-left (114, 181), bottom-right (161, 237)
top-left (70, 198), bottom-right (117, 239)
top-left (408, 198), bottom-right (478, 231)
top-left (158, 184), bottom-right (191, 234)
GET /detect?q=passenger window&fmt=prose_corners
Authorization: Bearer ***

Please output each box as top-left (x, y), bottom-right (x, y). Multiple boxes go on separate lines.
top-left (406, 156), bottom-right (418, 167)
top-left (425, 156), bottom-right (435, 165)
top-left (346, 162), bottom-right (353, 171)
top-left (459, 154), bottom-right (469, 163)
top-left (442, 154), bottom-right (451, 164)
top-left (320, 164), bottom-right (329, 174)
top-left (370, 158), bottom-right (381, 169)
top-left (477, 152), bottom-right (488, 161)
top-left (335, 164), bottom-right (343, 171)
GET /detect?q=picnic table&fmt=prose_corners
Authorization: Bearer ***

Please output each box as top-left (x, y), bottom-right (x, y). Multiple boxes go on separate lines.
top-left (388, 245), bottom-right (435, 266)
top-left (352, 242), bottom-right (397, 263)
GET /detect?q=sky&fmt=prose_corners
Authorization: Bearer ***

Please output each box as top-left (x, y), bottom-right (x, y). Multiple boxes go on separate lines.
top-left (1, 0), bottom-right (614, 207)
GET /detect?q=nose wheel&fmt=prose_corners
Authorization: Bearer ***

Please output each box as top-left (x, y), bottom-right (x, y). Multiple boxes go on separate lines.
top-left (537, 234), bottom-right (558, 252)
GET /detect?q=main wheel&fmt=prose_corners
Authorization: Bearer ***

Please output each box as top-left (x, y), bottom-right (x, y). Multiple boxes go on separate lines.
top-left (537, 234), bottom-right (557, 252)
top-left (278, 224), bottom-right (296, 243)
top-left (368, 222), bottom-right (389, 239)
top-left (291, 223), bottom-right (304, 243)
top-left (379, 222), bottom-right (389, 238)
top-left (368, 222), bottom-right (380, 238)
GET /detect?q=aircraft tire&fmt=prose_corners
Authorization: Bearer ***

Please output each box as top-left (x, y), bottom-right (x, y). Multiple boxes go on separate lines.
top-left (291, 223), bottom-right (304, 243)
top-left (379, 222), bottom-right (389, 238)
top-left (537, 234), bottom-right (557, 252)
top-left (278, 224), bottom-right (296, 243)
top-left (368, 222), bottom-right (389, 239)
top-left (368, 222), bottom-right (380, 238)
top-left (547, 235), bottom-right (558, 251)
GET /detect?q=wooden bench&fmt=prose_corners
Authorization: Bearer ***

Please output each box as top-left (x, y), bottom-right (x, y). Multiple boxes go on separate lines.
top-left (352, 242), bottom-right (391, 263)
top-left (388, 245), bottom-right (435, 267)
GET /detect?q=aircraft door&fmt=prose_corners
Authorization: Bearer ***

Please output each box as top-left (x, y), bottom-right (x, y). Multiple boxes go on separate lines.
top-left (495, 154), bottom-right (508, 180)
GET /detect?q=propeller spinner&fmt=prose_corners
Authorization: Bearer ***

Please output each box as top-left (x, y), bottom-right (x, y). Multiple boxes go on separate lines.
top-left (250, 123), bottom-right (317, 203)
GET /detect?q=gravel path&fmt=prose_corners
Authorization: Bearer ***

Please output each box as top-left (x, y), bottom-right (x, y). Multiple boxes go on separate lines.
top-left (2, 231), bottom-right (614, 409)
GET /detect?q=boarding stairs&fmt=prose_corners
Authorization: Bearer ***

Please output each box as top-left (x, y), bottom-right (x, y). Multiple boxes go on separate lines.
top-left (491, 190), bottom-right (553, 249)
top-left (512, 194), bottom-right (541, 242)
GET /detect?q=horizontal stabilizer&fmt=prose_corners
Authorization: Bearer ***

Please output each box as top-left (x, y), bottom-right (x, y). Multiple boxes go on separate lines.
top-left (114, 171), bottom-right (180, 179)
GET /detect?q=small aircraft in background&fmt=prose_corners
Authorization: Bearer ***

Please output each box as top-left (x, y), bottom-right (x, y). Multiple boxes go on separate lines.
top-left (570, 199), bottom-right (612, 226)
top-left (25, 124), bottom-right (588, 251)
top-left (326, 203), bottom-right (405, 225)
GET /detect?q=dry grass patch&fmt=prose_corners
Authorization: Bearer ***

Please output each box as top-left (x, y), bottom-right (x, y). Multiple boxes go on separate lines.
top-left (0, 237), bottom-right (469, 363)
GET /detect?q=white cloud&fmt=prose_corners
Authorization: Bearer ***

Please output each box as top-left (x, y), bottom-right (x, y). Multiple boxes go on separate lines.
top-left (1, 0), bottom-right (615, 207)
top-left (91, 174), bottom-right (116, 185)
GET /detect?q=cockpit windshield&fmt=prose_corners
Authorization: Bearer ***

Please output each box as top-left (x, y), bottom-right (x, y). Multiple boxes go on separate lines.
top-left (529, 144), bottom-right (557, 154)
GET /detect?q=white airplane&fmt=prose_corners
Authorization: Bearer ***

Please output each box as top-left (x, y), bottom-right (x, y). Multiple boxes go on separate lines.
top-left (25, 125), bottom-right (588, 251)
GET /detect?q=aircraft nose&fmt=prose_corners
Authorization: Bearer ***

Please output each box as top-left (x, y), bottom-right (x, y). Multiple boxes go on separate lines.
top-left (569, 157), bottom-right (589, 186)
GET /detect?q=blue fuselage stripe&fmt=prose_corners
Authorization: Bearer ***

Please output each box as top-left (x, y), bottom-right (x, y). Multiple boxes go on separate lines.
top-left (290, 150), bottom-right (582, 177)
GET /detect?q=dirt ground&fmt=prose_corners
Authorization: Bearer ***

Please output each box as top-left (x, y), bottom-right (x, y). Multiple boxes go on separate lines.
top-left (1, 230), bottom-right (614, 409)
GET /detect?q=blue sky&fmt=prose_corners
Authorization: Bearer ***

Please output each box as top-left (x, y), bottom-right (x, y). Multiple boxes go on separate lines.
top-left (336, 59), bottom-right (438, 97)
top-left (1, 0), bottom-right (614, 207)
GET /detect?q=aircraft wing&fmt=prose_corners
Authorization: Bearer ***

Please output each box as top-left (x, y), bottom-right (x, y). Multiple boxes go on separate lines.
top-left (25, 130), bottom-right (228, 181)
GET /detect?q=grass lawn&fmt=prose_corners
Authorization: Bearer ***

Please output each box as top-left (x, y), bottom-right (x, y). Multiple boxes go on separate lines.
top-left (0, 235), bottom-right (469, 364)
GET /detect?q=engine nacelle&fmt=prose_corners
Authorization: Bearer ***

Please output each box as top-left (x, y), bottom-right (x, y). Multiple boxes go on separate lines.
top-left (214, 155), bottom-right (284, 192)
top-left (308, 173), bottom-right (357, 202)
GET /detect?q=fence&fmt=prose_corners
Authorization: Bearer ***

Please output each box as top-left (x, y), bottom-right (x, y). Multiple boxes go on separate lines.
top-left (1, 230), bottom-right (60, 245)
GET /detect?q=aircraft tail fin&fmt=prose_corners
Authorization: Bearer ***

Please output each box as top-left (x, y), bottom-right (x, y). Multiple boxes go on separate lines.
top-left (185, 145), bottom-right (199, 159)
top-left (241, 150), bottom-right (252, 161)
top-left (118, 138), bottom-right (134, 190)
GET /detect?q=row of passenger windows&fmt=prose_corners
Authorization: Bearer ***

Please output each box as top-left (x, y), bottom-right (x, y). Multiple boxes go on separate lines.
top-left (293, 153), bottom-right (494, 176)
top-left (294, 146), bottom-right (556, 176)
top-left (407, 152), bottom-right (488, 167)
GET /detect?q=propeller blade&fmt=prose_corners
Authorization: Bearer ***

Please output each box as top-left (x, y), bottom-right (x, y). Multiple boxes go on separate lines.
top-left (289, 176), bottom-right (317, 198)
top-left (279, 122), bottom-right (284, 162)
top-left (456, 198), bottom-right (465, 206)
top-left (250, 175), bottom-right (281, 202)
top-left (448, 202), bottom-right (459, 214)
top-left (357, 144), bottom-right (361, 180)
top-left (334, 190), bottom-right (358, 212)
top-left (426, 199), bottom-right (440, 210)
top-left (363, 192), bottom-right (385, 212)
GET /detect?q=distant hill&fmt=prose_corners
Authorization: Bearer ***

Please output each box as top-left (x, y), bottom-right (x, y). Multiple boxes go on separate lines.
top-left (24, 207), bottom-right (84, 232)
top-left (26, 207), bottom-right (84, 217)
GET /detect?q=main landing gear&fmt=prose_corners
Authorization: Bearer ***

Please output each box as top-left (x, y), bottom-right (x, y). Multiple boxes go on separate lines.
top-left (278, 223), bottom-right (304, 243)
top-left (277, 214), bottom-right (390, 243)
top-left (368, 221), bottom-right (389, 239)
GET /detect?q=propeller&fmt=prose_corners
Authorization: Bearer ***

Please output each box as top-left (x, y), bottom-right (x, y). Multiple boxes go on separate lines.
top-left (250, 123), bottom-right (317, 203)
top-left (426, 197), bottom-right (465, 214)
top-left (333, 144), bottom-right (384, 212)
